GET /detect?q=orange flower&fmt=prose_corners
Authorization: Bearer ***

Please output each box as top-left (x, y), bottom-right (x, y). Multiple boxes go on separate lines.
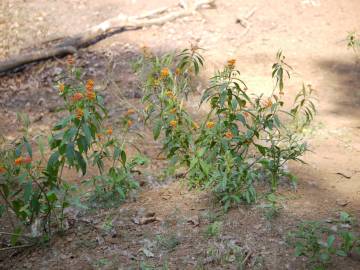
top-left (15, 157), bottom-right (23, 165)
top-left (59, 83), bottom-right (65, 93)
top-left (106, 128), bottom-right (113, 135)
top-left (14, 157), bottom-right (31, 165)
top-left (224, 131), bottom-right (233, 139)
top-left (169, 120), bottom-right (177, 128)
top-left (75, 108), bottom-right (84, 120)
top-left (165, 90), bottom-right (175, 98)
top-left (170, 108), bottom-right (177, 114)
top-left (206, 121), bottom-right (215, 129)
top-left (127, 120), bottom-right (133, 127)
top-left (161, 68), bottom-right (170, 78)
top-left (72, 92), bottom-right (84, 102)
top-left (96, 134), bottom-right (103, 140)
top-left (86, 91), bottom-right (96, 100)
top-left (125, 108), bottom-right (136, 116)
top-left (0, 167), bottom-right (6, 173)
top-left (67, 55), bottom-right (74, 65)
top-left (227, 59), bottom-right (236, 69)
top-left (86, 79), bottom-right (94, 92)
top-left (263, 98), bottom-right (273, 109)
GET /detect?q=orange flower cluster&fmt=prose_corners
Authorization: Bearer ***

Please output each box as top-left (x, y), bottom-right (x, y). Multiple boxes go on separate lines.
top-left (227, 59), bottom-right (236, 69)
top-left (161, 68), bottom-right (170, 78)
top-left (127, 120), bottom-right (133, 127)
top-left (87, 91), bottom-right (96, 100)
top-left (206, 121), bottom-right (215, 129)
top-left (86, 79), bottom-right (96, 101)
top-left (72, 92), bottom-right (84, 102)
top-left (59, 83), bottom-right (65, 93)
top-left (224, 131), bottom-right (233, 139)
top-left (165, 90), bottom-right (175, 99)
top-left (15, 156), bottom-right (32, 166)
top-left (75, 108), bottom-right (84, 120)
top-left (0, 166), bottom-right (6, 173)
top-left (169, 120), bottom-right (177, 128)
top-left (106, 128), bottom-right (113, 135)
top-left (86, 79), bottom-right (94, 92)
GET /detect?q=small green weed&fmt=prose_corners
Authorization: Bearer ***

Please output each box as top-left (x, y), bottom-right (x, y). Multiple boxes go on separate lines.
top-left (288, 212), bottom-right (360, 269)
top-left (156, 233), bottom-right (180, 251)
top-left (204, 221), bottom-right (222, 238)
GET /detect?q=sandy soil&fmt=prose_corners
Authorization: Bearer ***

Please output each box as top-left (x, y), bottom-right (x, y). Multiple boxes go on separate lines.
top-left (1, 0), bottom-right (360, 269)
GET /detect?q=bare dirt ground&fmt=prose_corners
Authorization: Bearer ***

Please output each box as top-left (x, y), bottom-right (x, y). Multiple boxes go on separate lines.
top-left (1, 0), bottom-right (360, 269)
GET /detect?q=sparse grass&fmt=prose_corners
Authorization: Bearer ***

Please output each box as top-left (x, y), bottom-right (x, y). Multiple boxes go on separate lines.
top-left (156, 233), bottom-right (180, 251)
top-left (202, 210), bottom-right (222, 223)
top-left (204, 221), bottom-right (222, 238)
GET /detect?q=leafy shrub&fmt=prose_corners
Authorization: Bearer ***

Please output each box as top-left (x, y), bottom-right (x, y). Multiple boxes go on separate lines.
top-left (135, 47), bottom-right (316, 210)
top-left (134, 45), bottom-right (203, 173)
top-left (0, 59), bottom-right (142, 242)
top-left (0, 115), bottom-right (72, 238)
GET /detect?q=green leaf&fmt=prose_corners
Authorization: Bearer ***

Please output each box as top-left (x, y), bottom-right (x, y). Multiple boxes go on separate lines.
top-left (294, 244), bottom-right (304, 256)
top-left (77, 135), bottom-right (88, 153)
top-left (46, 191), bottom-right (57, 203)
top-left (153, 119), bottom-right (162, 140)
top-left (66, 143), bottom-right (75, 164)
top-left (63, 127), bottom-right (77, 142)
top-left (53, 116), bottom-right (71, 130)
top-left (23, 182), bottom-right (33, 202)
top-left (116, 186), bottom-right (126, 200)
top-left (23, 137), bottom-right (32, 158)
top-left (113, 146), bottom-right (120, 161)
top-left (47, 151), bottom-right (60, 170)
top-left (236, 114), bottom-right (246, 126)
top-left (120, 150), bottom-right (127, 165)
top-left (336, 250), bottom-right (347, 257)
top-left (82, 123), bottom-right (92, 145)
top-left (75, 151), bottom-right (87, 175)
top-left (327, 235), bottom-right (335, 248)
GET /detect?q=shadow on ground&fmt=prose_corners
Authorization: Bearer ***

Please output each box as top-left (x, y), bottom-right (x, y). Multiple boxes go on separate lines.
top-left (317, 58), bottom-right (360, 121)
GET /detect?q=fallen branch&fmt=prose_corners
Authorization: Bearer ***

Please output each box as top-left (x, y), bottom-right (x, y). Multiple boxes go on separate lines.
top-left (0, 0), bottom-right (215, 74)
top-left (0, 244), bottom-right (35, 252)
